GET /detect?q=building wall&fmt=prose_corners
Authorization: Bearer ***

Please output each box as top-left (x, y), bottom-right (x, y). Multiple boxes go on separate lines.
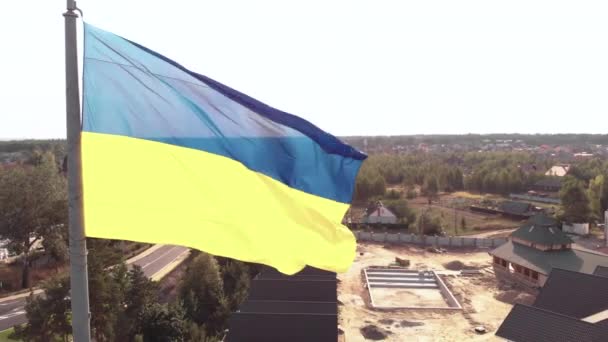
top-left (366, 216), bottom-right (397, 224)
top-left (563, 223), bottom-right (589, 236)
top-left (538, 273), bottom-right (548, 287)
top-left (510, 238), bottom-right (570, 251)
top-left (492, 256), bottom-right (543, 288)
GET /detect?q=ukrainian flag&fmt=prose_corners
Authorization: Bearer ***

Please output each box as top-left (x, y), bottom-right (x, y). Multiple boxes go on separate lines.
top-left (81, 23), bottom-right (366, 274)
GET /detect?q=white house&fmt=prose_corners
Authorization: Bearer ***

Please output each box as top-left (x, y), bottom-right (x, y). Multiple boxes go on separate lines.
top-left (545, 164), bottom-right (570, 177)
top-left (364, 203), bottom-right (397, 224)
top-left (562, 222), bottom-right (590, 236)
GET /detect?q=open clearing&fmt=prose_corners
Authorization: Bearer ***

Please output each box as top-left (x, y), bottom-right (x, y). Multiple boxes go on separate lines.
top-left (338, 243), bottom-right (535, 341)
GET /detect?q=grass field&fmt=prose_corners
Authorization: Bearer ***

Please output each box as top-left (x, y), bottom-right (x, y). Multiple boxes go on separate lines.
top-left (0, 329), bottom-right (19, 342)
top-left (409, 194), bottom-right (520, 235)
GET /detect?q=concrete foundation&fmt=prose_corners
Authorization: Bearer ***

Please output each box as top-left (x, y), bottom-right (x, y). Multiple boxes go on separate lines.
top-left (364, 267), bottom-right (462, 310)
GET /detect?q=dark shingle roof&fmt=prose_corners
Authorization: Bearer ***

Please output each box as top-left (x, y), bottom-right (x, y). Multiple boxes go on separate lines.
top-left (534, 269), bottom-right (608, 318)
top-left (526, 214), bottom-right (559, 227)
top-left (510, 215), bottom-right (572, 245)
top-left (499, 201), bottom-right (533, 216)
top-left (594, 265), bottom-right (608, 278)
top-left (534, 177), bottom-right (563, 189)
top-left (226, 266), bottom-right (338, 342)
top-left (495, 304), bottom-right (608, 342)
top-left (490, 241), bottom-right (608, 275)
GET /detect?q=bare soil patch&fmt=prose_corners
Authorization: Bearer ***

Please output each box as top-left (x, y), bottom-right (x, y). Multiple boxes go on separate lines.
top-left (443, 260), bottom-right (482, 271)
top-left (360, 325), bottom-right (392, 340)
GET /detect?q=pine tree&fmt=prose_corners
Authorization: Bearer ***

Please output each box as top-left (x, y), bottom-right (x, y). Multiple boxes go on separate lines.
top-left (13, 276), bottom-right (71, 342)
top-left (560, 176), bottom-right (592, 223)
top-left (179, 253), bottom-right (230, 335)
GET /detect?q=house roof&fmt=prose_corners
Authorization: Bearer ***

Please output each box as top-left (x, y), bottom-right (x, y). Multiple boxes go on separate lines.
top-left (545, 165), bottom-right (570, 177)
top-left (533, 269), bottom-right (608, 319)
top-left (534, 177), bottom-right (563, 189)
top-left (499, 201), bottom-right (532, 216)
top-left (489, 241), bottom-right (608, 275)
top-left (593, 265), bottom-right (608, 278)
top-left (226, 266), bottom-right (337, 342)
top-left (367, 203), bottom-right (396, 218)
top-left (510, 215), bottom-right (572, 246)
top-left (495, 304), bottom-right (608, 342)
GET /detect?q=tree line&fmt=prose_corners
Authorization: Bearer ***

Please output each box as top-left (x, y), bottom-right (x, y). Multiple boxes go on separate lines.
top-left (355, 151), bottom-right (608, 227)
top-left (342, 134), bottom-right (608, 151)
top-left (354, 152), bottom-right (551, 202)
top-left (14, 239), bottom-right (256, 341)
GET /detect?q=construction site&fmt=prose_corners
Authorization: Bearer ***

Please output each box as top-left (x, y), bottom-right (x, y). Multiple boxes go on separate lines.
top-left (338, 243), bottom-right (536, 341)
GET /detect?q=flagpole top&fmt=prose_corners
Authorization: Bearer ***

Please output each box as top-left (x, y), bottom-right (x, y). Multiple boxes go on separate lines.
top-left (65, 0), bottom-right (83, 18)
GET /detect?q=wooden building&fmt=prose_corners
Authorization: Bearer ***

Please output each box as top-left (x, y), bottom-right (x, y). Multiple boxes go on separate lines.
top-left (489, 215), bottom-right (608, 288)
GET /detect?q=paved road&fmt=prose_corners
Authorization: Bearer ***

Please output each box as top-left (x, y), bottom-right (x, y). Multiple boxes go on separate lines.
top-left (0, 245), bottom-right (188, 331)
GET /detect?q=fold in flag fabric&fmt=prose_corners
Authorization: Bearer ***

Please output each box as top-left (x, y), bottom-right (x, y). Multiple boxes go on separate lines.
top-left (81, 23), bottom-right (367, 274)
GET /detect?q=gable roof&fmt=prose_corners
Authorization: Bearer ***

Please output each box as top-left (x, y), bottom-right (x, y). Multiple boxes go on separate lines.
top-left (499, 201), bottom-right (533, 216)
top-left (367, 203), bottom-right (396, 218)
top-left (593, 265), bottom-right (608, 278)
top-left (510, 215), bottom-right (572, 246)
top-left (490, 241), bottom-right (608, 275)
top-left (495, 304), bottom-right (608, 342)
top-left (533, 269), bottom-right (608, 318)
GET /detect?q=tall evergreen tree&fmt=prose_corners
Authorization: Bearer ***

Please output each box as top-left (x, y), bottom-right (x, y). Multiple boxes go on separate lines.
top-left (139, 303), bottom-right (187, 342)
top-left (559, 176), bottom-right (592, 223)
top-left (588, 175), bottom-right (604, 221)
top-left (179, 253), bottom-right (230, 334)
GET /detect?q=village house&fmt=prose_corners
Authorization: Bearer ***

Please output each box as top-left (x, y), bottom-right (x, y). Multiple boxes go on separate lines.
top-left (544, 164), bottom-right (570, 177)
top-left (531, 177), bottom-right (562, 193)
top-left (489, 215), bottom-right (608, 288)
top-left (362, 202), bottom-right (397, 224)
top-left (497, 201), bottom-right (537, 220)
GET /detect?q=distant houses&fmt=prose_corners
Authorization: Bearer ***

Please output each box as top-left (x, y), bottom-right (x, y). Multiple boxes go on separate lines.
top-left (469, 200), bottom-right (539, 220)
top-left (495, 269), bottom-right (608, 342)
top-left (489, 215), bottom-right (608, 288)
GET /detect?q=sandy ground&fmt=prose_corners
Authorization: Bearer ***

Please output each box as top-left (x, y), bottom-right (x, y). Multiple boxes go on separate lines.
top-left (466, 228), bottom-right (517, 238)
top-left (338, 243), bottom-right (536, 342)
top-left (371, 287), bottom-right (449, 308)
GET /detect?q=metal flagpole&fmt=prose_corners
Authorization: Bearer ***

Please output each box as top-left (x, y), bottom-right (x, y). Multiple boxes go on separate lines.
top-left (64, 1), bottom-right (91, 341)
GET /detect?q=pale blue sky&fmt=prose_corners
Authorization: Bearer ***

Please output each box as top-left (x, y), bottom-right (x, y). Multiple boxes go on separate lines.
top-left (1, 1), bottom-right (607, 139)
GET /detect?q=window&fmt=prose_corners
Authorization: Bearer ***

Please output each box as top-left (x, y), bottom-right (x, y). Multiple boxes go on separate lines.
top-left (493, 257), bottom-right (500, 264)
top-left (562, 244), bottom-right (568, 249)
top-left (514, 265), bottom-right (522, 273)
top-left (532, 271), bottom-right (539, 280)
top-left (524, 268), bottom-right (530, 277)
top-left (502, 260), bottom-right (507, 267)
